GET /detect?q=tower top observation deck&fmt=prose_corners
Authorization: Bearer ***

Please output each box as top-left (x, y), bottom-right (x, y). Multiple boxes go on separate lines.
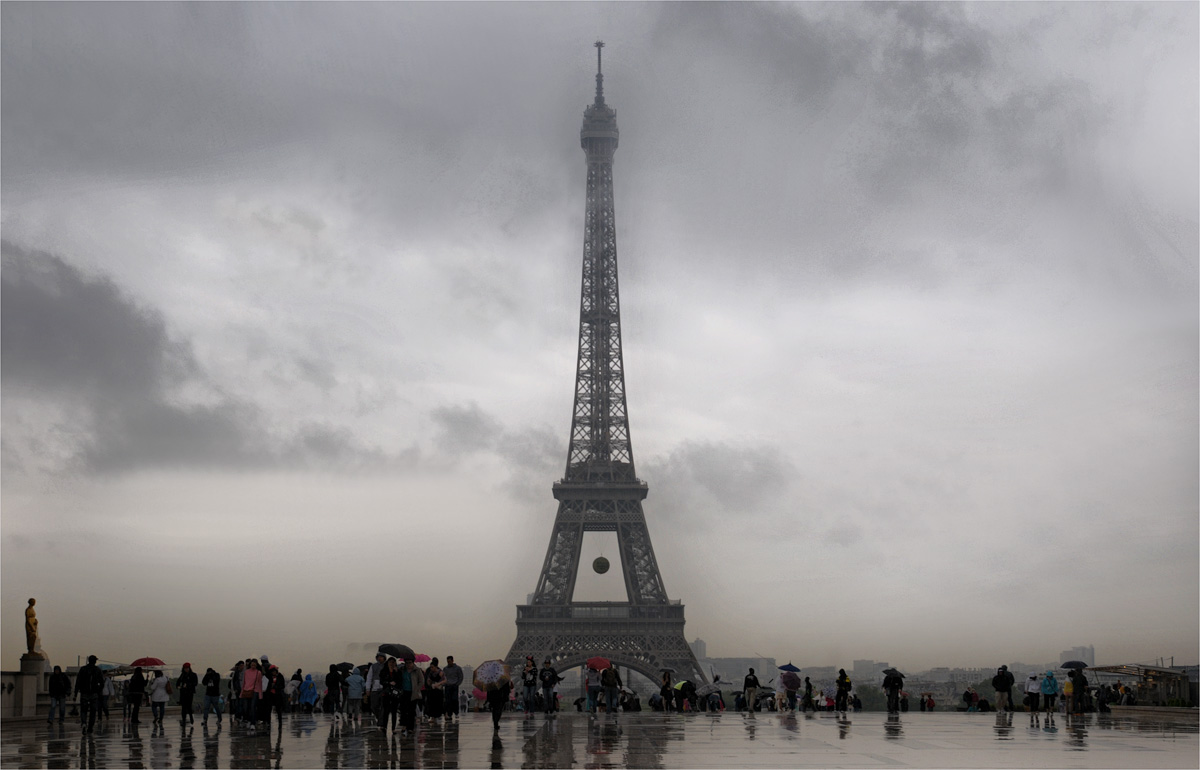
top-left (581, 40), bottom-right (618, 152)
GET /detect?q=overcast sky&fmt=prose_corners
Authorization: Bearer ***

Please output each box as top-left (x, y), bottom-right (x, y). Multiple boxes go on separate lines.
top-left (3, 2), bottom-right (1197, 677)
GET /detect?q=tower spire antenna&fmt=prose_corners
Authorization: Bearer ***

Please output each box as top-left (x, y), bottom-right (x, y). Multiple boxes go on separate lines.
top-left (594, 40), bottom-right (605, 104)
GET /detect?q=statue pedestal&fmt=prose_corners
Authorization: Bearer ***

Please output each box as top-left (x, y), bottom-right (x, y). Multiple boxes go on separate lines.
top-left (20, 653), bottom-right (48, 675)
top-left (16, 654), bottom-right (46, 717)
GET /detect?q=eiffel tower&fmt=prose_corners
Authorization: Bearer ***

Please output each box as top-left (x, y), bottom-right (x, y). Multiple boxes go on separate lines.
top-left (505, 42), bottom-right (706, 687)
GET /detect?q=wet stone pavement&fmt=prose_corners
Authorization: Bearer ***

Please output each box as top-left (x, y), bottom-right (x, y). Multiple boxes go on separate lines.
top-left (2, 710), bottom-right (1197, 769)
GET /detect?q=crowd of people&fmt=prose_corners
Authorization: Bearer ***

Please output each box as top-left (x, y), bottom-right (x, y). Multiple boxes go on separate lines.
top-left (45, 653), bottom-right (1133, 737)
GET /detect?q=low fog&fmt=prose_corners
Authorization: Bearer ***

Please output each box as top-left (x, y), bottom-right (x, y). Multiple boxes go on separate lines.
top-left (2, 2), bottom-right (1197, 676)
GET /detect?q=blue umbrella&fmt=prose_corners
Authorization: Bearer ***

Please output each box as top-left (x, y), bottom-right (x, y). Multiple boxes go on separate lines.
top-left (778, 662), bottom-right (801, 673)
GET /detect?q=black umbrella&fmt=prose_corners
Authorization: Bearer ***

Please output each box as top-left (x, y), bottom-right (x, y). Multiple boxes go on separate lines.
top-left (1060, 661), bottom-right (1088, 670)
top-left (883, 668), bottom-right (905, 678)
top-left (379, 643), bottom-right (415, 660)
top-left (336, 662), bottom-right (355, 673)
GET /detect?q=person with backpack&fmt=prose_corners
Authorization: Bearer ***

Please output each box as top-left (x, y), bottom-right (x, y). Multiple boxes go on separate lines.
top-left (74, 655), bottom-right (106, 734)
top-left (835, 670), bottom-right (852, 712)
top-left (881, 671), bottom-right (903, 714)
top-left (601, 665), bottom-right (623, 713)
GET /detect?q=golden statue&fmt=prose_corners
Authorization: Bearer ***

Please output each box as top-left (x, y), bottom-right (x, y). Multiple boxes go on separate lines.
top-left (25, 598), bottom-right (43, 657)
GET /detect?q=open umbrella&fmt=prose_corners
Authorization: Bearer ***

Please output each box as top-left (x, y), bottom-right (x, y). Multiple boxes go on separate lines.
top-left (695, 682), bottom-right (722, 697)
top-left (586, 656), bottom-right (611, 671)
top-left (778, 662), bottom-right (801, 673)
top-left (780, 671), bottom-right (802, 691)
top-left (378, 643), bottom-right (415, 660)
top-left (882, 668), bottom-right (905, 678)
top-left (336, 662), bottom-right (355, 673)
top-left (472, 687), bottom-right (486, 700)
top-left (1060, 661), bottom-right (1088, 670)
top-left (473, 660), bottom-right (512, 691)
top-left (414, 654), bottom-right (431, 663)
top-left (660, 667), bottom-right (677, 674)
top-left (130, 657), bottom-right (165, 668)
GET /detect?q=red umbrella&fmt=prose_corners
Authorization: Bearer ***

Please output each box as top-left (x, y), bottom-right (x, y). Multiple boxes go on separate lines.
top-left (586, 656), bottom-right (611, 671)
top-left (130, 657), bottom-right (165, 668)
top-left (414, 653), bottom-right (431, 663)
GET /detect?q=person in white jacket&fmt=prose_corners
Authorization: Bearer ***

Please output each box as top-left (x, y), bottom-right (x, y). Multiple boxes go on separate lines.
top-left (1024, 674), bottom-right (1041, 714)
top-left (148, 670), bottom-right (171, 726)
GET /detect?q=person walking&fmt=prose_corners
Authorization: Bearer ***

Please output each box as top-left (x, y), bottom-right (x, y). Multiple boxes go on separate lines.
top-left (1075, 666), bottom-right (1094, 714)
top-left (126, 668), bottom-right (147, 725)
top-left (521, 658), bottom-right (539, 715)
top-left (229, 661), bottom-right (245, 724)
top-left (345, 666), bottom-right (365, 723)
top-left (425, 658), bottom-right (445, 722)
top-left (585, 666), bottom-right (602, 713)
top-left (74, 655), bottom-right (106, 734)
top-left (288, 669), bottom-right (303, 712)
top-left (148, 670), bottom-right (170, 726)
top-left (882, 671), bottom-right (903, 714)
top-left (743, 668), bottom-right (760, 713)
top-left (325, 664), bottom-right (344, 718)
top-left (378, 659), bottom-right (402, 732)
top-left (835, 669), bottom-right (852, 713)
top-left (365, 652), bottom-right (387, 725)
top-left (262, 666), bottom-right (287, 728)
top-left (201, 667), bottom-right (223, 726)
top-left (601, 665), bottom-right (623, 714)
top-left (240, 659), bottom-right (263, 726)
top-left (539, 658), bottom-right (560, 716)
top-left (299, 674), bottom-right (319, 714)
top-left (801, 677), bottom-right (814, 713)
top-left (1024, 674), bottom-right (1041, 714)
top-left (47, 665), bottom-right (70, 724)
top-left (177, 663), bottom-right (199, 725)
top-left (398, 656), bottom-right (425, 737)
top-left (1040, 671), bottom-right (1058, 714)
top-left (443, 656), bottom-right (464, 724)
top-left (100, 673), bottom-right (113, 721)
top-left (486, 679), bottom-right (513, 731)
top-left (992, 666), bottom-right (1014, 712)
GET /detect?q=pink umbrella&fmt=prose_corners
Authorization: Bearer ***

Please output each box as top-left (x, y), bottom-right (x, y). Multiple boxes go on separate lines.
top-left (472, 687), bottom-right (486, 700)
top-left (414, 654), bottom-right (431, 663)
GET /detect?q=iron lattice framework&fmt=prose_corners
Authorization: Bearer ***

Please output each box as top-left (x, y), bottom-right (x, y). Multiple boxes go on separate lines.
top-left (506, 43), bottom-right (706, 687)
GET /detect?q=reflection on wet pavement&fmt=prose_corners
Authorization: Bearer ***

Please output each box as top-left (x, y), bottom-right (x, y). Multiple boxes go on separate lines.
top-left (2, 710), bottom-right (1197, 768)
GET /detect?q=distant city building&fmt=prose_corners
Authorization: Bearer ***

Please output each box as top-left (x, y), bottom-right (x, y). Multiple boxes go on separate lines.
top-left (690, 638), bottom-right (707, 660)
top-left (1060, 646), bottom-right (1095, 667)
top-left (852, 660), bottom-right (890, 682)
top-left (803, 666), bottom-right (839, 682)
top-left (700, 657), bottom-right (776, 684)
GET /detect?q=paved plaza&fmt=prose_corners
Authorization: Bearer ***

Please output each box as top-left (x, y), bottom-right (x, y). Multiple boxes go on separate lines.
top-left (2, 710), bottom-right (1197, 769)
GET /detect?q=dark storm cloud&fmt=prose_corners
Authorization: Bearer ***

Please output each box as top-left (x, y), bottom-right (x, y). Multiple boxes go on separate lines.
top-left (643, 440), bottom-right (794, 525)
top-left (1, 242), bottom-right (395, 474)
top-left (430, 402), bottom-right (564, 502)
